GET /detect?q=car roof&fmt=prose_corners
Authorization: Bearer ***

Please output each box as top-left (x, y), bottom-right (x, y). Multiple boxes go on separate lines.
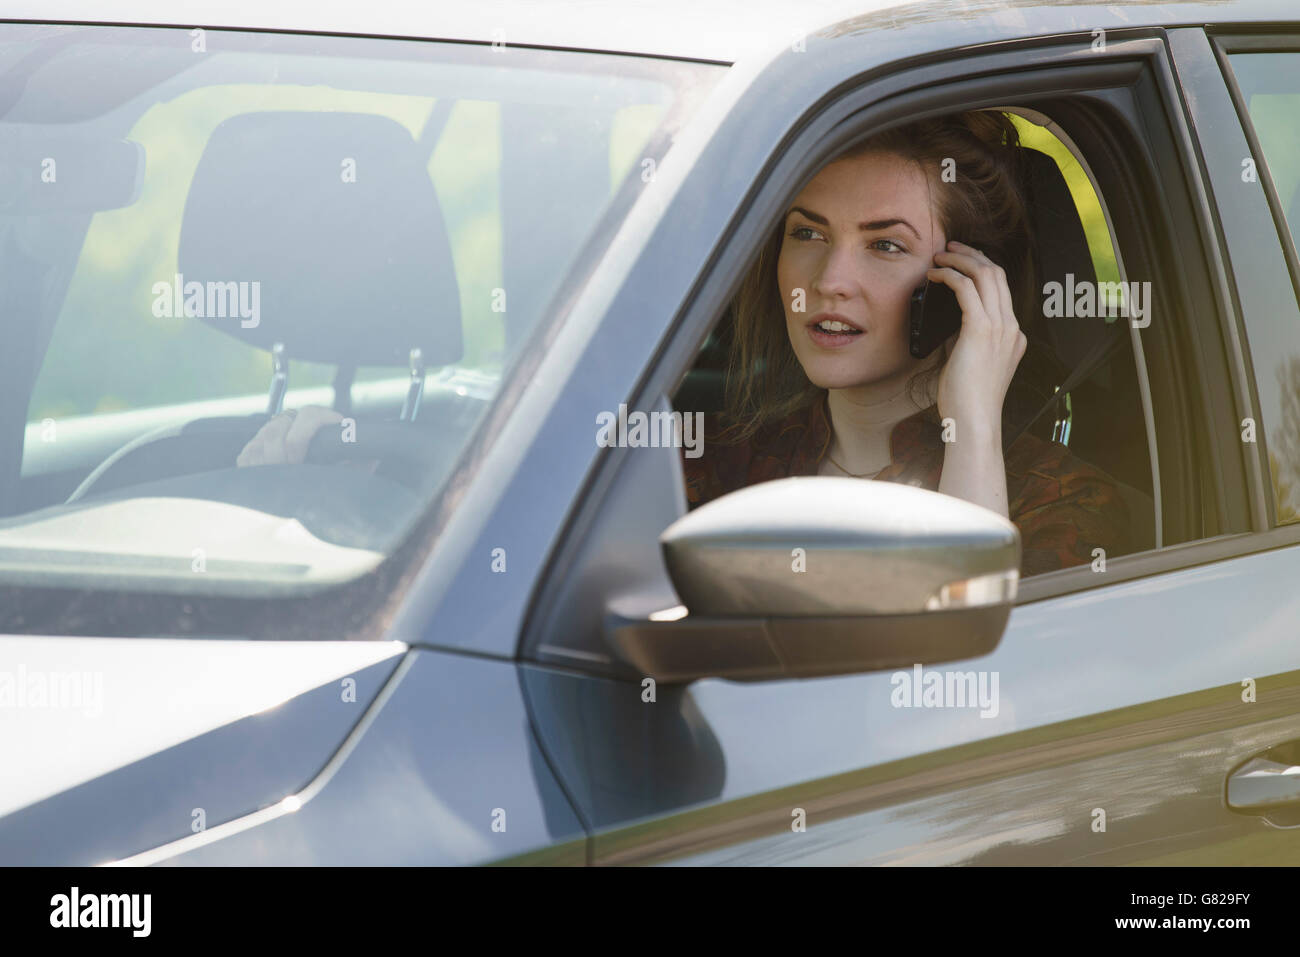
top-left (5, 0), bottom-right (1293, 63)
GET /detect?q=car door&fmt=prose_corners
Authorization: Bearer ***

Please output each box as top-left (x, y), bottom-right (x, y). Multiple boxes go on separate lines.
top-left (518, 18), bottom-right (1300, 865)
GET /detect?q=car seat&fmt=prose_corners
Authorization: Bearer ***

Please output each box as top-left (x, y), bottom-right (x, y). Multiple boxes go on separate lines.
top-left (66, 110), bottom-right (463, 500)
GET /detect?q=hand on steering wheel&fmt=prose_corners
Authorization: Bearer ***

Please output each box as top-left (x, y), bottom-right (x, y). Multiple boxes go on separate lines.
top-left (236, 406), bottom-right (347, 467)
top-left (235, 406), bottom-right (445, 490)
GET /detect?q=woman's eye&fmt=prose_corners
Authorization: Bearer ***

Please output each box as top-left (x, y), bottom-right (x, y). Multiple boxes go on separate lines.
top-left (786, 228), bottom-right (903, 251)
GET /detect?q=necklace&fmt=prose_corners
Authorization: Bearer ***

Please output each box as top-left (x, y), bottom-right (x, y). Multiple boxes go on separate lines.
top-left (825, 450), bottom-right (884, 478)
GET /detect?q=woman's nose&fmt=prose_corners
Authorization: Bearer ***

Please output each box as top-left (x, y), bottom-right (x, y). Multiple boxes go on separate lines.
top-left (811, 243), bottom-right (860, 299)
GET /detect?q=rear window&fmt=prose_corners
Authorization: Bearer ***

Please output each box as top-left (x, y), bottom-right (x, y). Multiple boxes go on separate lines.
top-left (1224, 51), bottom-right (1300, 525)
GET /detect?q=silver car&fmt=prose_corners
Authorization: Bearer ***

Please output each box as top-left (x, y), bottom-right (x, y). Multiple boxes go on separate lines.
top-left (3, 0), bottom-right (1300, 866)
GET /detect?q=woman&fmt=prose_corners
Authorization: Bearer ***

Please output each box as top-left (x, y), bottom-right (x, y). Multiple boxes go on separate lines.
top-left (685, 110), bottom-right (1129, 577)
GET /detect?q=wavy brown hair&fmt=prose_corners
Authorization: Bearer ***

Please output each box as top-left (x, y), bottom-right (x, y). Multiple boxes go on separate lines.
top-left (718, 110), bottom-right (1035, 443)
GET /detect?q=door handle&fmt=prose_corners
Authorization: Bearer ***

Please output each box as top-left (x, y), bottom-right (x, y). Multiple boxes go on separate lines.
top-left (1226, 757), bottom-right (1300, 810)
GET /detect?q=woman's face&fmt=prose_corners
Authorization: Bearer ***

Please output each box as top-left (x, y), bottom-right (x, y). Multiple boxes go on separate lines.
top-left (777, 150), bottom-right (947, 393)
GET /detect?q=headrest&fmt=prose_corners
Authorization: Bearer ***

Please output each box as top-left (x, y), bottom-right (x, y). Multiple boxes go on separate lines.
top-left (178, 111), bottom-right (462, 367)
top-left (1018, 145), bottom-right (1102, 371)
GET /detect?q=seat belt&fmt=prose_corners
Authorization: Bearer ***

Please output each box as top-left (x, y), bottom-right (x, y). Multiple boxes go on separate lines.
top-left (1002, 319), bottom-right (1127, 454)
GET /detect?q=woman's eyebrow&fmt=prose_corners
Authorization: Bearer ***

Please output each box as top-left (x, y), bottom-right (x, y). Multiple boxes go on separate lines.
top-left (786, 206), bottom-right (921, 240)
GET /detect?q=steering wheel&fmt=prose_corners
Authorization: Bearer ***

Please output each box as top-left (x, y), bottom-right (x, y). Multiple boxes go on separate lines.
top-left (67, 414), bottom-right (441, 503)
top-left (302, 420), bottom-right (448, 487)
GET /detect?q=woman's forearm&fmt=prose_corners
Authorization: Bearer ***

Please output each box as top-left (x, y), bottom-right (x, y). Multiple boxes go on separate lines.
top-left (937, 421), bottom-right (1010, 519)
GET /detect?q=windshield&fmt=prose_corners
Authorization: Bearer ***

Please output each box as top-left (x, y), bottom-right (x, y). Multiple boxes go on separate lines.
top-left (0, 23), bottom-right (721, 626)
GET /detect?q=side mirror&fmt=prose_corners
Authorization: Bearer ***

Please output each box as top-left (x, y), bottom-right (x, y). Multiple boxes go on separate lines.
top-left (607, 476), bottom-right (1019, 683)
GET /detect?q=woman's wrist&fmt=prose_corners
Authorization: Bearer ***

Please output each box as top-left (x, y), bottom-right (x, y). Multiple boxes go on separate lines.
top-left (937, 422), bottom-right (1010, 518)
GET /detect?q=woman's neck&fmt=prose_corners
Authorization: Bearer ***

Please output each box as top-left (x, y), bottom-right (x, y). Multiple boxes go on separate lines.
top-left (822, 361), bottom-right (939, 475)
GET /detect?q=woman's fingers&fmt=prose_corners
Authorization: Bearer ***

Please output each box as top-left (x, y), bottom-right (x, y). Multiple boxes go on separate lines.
top-left (236, 411), bottom-right (294, 467)
top-left (935, 243), bottom-right (1021, 348)
top-left (946, 241), bottom-right (1013, 320)
top-left (283, 406), bottom-right (344, 464)
top-left (925, 265), bottom-right (985, 332)
top-left (236, 406), bottom-right (343, 467)
top-left (933, 247), bottom-right (1003, 327)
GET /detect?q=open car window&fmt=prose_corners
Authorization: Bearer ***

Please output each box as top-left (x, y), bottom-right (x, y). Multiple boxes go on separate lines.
top-left (671, 109), bottom-right (1156, 575)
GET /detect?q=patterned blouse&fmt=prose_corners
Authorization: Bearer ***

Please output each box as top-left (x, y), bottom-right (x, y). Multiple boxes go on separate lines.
top-left (681, 392), bottom-right (1130, 578)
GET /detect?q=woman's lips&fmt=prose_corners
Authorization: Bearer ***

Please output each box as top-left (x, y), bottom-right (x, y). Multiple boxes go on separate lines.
top-left (806, 313), bottom-right (865, 349)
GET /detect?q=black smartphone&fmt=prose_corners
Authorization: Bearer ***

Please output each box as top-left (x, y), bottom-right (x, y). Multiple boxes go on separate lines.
top-left (908, 277), bottom-right (963, 359)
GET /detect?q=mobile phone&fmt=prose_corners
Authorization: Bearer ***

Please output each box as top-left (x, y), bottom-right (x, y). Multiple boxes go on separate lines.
top-left (908, 277), bottom-right (964, 359)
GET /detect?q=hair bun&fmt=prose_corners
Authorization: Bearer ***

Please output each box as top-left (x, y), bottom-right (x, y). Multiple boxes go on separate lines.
top-left (958, 110), bottom-right (1022, 152)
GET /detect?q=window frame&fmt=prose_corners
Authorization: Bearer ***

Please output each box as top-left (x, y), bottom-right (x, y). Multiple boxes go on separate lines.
top-left (522, 32), bottom-right (1255, 671)
top-left (1207, 31), bottom-right (1300, 531)
top-left (1211, 31), bottom-right (1300, 309)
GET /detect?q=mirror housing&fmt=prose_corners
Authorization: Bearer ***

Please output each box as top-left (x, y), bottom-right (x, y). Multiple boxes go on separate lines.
top-left (608, 477), bottom-right (1019, 683)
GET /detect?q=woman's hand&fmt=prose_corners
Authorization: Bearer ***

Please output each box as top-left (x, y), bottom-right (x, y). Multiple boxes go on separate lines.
top-left (236, 405), bottom-right (343, 467)
top-left (929, 240), bottom-right (1027, 439)
top-left (927, 240), bottom-right (1027, 518)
